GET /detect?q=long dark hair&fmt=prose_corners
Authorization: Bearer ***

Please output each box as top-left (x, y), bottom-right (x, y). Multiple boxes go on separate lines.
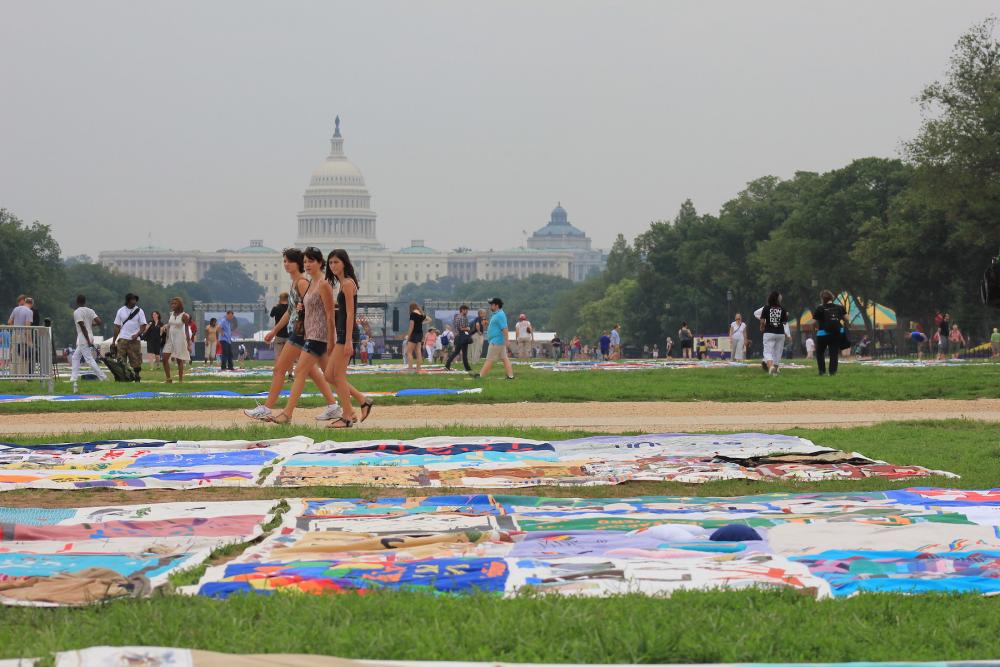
top-left (767, 291), bottom-right (781, 307)
top-left (325, 248), bottom-right (359, 288)
top-left (283, 248), bottom-right (305, 273)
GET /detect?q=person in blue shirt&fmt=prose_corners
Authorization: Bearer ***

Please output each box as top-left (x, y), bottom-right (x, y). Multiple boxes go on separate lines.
top-left (219, 310), bottom-right (236, 371)
top-left (599, 331), bottom-right (612, 360)
top-left (478, 297), bottom-right (514, 379)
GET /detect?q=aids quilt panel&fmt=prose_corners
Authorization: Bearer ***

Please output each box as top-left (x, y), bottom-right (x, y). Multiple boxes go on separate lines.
top-left (0, 437), bottom-right (311, 490)
top-left (0, 499), bottom-right (280, 606)
top-left (191, 488), bottom-right (1000, 599)
top-left (264, 433), bottom-right (956, 488)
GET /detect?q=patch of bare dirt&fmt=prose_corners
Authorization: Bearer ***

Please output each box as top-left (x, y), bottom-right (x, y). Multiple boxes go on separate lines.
top-left (2, 399), bottom-right (1000, 437)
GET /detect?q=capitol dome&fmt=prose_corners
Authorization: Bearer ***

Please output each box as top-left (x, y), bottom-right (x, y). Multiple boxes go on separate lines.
top-left (295, 117), bottom-right (383, 252)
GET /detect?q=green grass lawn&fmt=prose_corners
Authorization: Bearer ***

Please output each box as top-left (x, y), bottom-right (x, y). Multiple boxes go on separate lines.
top-left (4, 590), bottom-right (1000, 665)
top-left (3, 362), bottom-right (1000, 414)
top-left (2, 421), bottom-right (999, 663)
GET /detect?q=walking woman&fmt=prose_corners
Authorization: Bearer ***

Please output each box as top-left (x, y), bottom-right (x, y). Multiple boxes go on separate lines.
top-left (728, 313), bottom-right (747, 361)
top-left (424, 327), bottom-right (439, 363)
top-left (405, 302), bottom-right (427, 371)
top-left (144, 310), bottom-right (163, 369)
top-left (323, 249), bottom-right (374, 428)
top-left (754, 291), bottom-right (791, 376)
top-left (245, 248), bottom-right (340, 422)
top-left (811, 290), bottom-right (847, 376)
top-left (258, 247), bottom-right (340, 424)
top-left (161, 298), bottom-right (191, 383)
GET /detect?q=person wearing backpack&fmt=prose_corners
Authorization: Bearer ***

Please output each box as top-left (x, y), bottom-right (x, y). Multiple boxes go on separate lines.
top-left (811, 290), bottom-right (848, 376)
top-left (112, 293), bottom-right (148, 382)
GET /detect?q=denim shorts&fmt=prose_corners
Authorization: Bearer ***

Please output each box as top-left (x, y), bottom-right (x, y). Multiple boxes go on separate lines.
top-left (301, 339), bottom-right (327, 357)
top-left (287, 333), bottom-right (306, 350)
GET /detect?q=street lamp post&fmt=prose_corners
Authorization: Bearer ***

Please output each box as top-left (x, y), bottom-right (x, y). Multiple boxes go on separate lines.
top-left (726, 289), bottom-right (733, 323)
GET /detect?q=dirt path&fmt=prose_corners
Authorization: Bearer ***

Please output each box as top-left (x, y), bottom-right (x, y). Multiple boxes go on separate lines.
top-left (3, 399), bottom-right (1000, 436)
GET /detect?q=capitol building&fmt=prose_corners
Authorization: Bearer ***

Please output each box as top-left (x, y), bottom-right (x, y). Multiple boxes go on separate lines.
top-left (99, 119), bottom-right (606, 305)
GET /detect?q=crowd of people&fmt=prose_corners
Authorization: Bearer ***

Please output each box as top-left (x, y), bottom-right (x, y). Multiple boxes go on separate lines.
top-left (8, 274), bottom-right (1000, 406)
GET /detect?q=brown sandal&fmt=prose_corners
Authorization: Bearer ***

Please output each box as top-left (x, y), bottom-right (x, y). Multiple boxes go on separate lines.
top-left (360, 400), bottom-right (374, 422)
top-left (327, 416), bottom-right (354, 429)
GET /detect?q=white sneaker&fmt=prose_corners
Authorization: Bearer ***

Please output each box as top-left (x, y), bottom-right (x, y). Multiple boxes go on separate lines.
top-left (244, 404), bottom-right (273, 420)
top-left (315, 403), bottom-right (344, 421)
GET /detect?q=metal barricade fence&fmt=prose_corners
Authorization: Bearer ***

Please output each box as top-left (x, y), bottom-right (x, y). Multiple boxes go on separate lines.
top-left (0, 326), bottom-right (55, 392)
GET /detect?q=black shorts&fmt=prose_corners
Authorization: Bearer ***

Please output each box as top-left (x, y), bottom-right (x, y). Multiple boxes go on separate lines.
top-left (301, 339), bottom-right (327, 357)
top-left (681, 340), bottom-right (694, 349)
top-left (407, 336), bottom-right (422, 345)
top-left (335, 330), bottom-right (347, 345)
top-left (287, 333), bottom-right (306, 350)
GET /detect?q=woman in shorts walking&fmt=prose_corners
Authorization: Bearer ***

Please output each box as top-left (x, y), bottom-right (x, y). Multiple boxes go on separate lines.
top-left (405, 303), bottom-right (427, 371)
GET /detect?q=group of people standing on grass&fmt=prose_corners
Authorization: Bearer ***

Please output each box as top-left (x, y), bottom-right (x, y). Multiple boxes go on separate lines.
top-left (63, 291), bottom-right (238, 387)
top-left (243, 247), bottom-right (373, 428)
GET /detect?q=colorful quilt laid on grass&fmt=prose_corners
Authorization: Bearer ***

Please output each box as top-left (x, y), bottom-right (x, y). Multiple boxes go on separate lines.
top-left (189, 488), bottom-right (1000, 600)
top-left (529, 360), bottom-right (808, 371)
top-left (0, 436), bottom-right (311, 490)
top-left (263, 433), bottom-right (956, 488)
top-left (0, 388), bottom-right (481, 405)
top-left (0, 499), bottom-right (280, 606)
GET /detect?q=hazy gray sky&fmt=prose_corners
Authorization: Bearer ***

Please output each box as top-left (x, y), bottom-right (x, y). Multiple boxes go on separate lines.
top-left (1, 1), bottom-right (995, 259)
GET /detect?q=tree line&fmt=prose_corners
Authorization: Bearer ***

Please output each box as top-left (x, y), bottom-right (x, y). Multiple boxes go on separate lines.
top-left (0, 210), bottom-right (263, 347)
top-left (398, 20), bottom-right (1000, 348)
top-left (553, 18), bottom-right (1000, 347)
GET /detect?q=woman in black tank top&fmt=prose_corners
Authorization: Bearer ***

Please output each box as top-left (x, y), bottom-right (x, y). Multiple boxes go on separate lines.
top-left (323, 249), bottom-right (374, 427)
top-left (335, 286), bottom-right (356, 344)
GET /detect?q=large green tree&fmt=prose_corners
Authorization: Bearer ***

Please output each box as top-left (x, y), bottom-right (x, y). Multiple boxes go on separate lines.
top-left (902, 16), bottom-right (1000, 334)
top-left (0, 209), bottom-right (66, 326)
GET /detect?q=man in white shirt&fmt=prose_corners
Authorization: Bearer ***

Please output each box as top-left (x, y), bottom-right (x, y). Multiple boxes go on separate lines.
top-left (610, 324), bottom-right (622, 360)
top-left (514, 314), bottom-right (534, 358)
top-left (70, 294), bottom-right (108, 388)
top-left (112, 293), bottom-right (148, 382)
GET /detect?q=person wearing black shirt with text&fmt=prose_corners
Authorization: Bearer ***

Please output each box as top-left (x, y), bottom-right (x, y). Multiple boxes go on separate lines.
top-left (754, 291), bottom-right (791, 376)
